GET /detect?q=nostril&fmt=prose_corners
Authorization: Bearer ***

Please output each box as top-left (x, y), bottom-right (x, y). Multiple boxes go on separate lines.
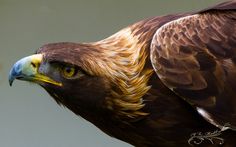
top-left (31, 62), bottom-right (37, 68)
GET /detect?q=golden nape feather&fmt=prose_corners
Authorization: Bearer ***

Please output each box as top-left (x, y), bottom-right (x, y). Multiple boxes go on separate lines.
top-left (91, 28), bottom-right (154, 120)
top-left (9, 0), bottom-right (236, 146)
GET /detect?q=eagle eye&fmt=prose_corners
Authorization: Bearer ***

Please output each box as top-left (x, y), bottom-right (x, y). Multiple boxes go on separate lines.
top-left (61, 66), bottom-right (77, 78)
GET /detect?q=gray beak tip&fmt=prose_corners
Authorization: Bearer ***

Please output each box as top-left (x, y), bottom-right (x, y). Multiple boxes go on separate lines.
top-left (9, 78), bottom-right (14, 86)
top-left (8, 69), bottom-right (15, 87)
top-left (8, 62), bottom-right (22, 87)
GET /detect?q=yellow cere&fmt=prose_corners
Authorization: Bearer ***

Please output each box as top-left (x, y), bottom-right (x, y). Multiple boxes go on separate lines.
top-left (29, 54), bottom-right (62, 87)
top-left (30, 54), bottom-right (43, 66)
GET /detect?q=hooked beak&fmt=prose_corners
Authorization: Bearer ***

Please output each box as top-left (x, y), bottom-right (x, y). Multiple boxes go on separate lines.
top-left (9, 54), bottom-right (62, 87)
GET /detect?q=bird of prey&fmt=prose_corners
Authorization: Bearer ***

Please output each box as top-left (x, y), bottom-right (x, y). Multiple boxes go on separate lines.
top-left (9, 1), bottom-right (236, 146)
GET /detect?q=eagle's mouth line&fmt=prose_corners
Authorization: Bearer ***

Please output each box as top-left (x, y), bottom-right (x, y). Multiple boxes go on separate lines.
top-left (16, 74), bottom-right (62, 87)
top-left (33, 75), bottom-right (62, 86)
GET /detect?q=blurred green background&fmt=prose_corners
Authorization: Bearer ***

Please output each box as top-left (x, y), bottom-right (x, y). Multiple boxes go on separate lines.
top-left (0, 0), bottom-right (224, 147)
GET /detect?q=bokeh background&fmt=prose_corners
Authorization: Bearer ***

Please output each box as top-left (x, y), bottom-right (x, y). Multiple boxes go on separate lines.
top-left (0, 0), bottom-right (224, 147)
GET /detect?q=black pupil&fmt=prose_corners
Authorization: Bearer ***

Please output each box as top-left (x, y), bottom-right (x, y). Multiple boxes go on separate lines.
top-left (65, 67), bottom-right (72, 73)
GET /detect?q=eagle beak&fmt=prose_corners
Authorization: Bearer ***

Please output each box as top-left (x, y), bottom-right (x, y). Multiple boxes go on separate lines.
top-left (9, 54), bottom-right (62, 87)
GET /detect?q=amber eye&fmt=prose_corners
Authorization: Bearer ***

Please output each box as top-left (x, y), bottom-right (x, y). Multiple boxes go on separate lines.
top-left (62, 66), bottom-right (76, 78)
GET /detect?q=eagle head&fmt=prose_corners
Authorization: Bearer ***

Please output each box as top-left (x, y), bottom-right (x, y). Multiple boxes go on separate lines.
top-left (8, 35), bottom-right (153, 122)
top-left (9, 42), bottom-right (113, 119)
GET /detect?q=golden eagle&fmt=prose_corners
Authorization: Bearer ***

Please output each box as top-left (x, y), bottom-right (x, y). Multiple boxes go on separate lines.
top-left (9, 1), bottom-right (236, 146)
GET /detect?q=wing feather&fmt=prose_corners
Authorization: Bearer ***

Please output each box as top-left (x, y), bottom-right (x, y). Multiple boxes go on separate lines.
top-left (151, 10), bottom-right (236, 129)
